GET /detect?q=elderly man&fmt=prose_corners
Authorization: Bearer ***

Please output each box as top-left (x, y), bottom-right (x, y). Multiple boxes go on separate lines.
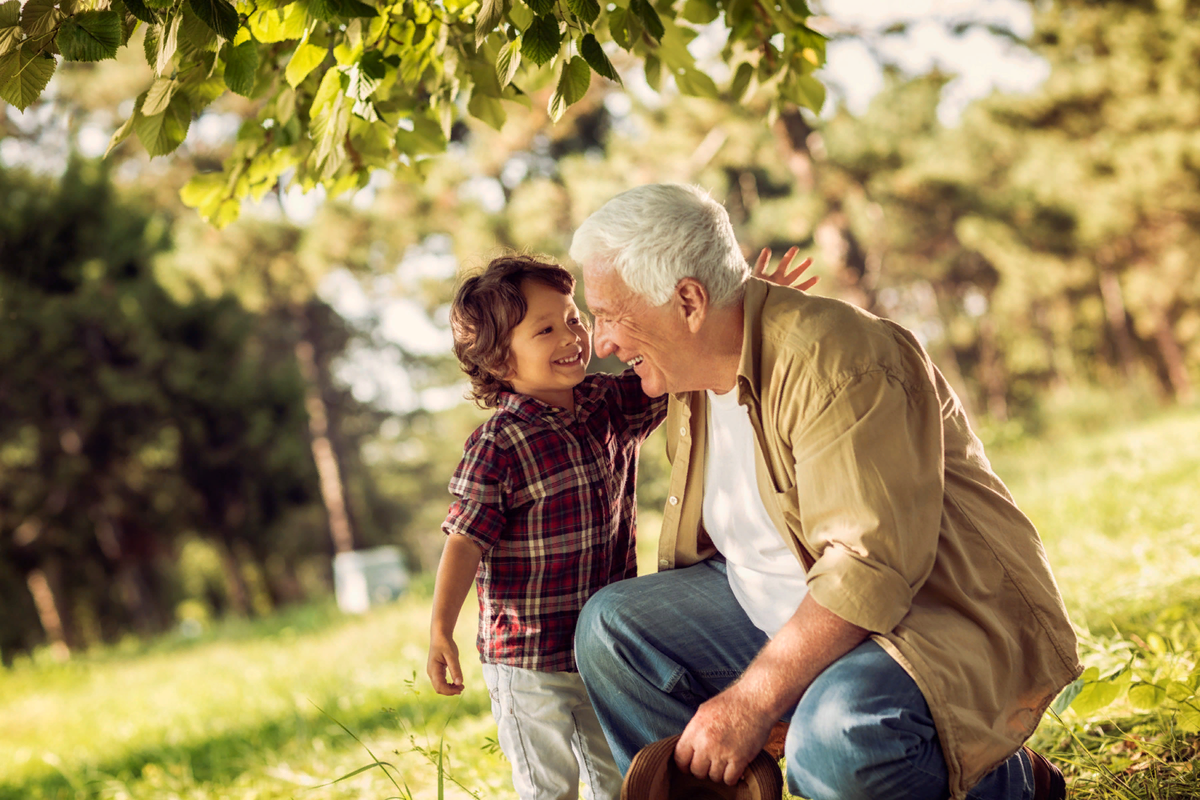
top-left (570, 184), bottom-right (1081, 800)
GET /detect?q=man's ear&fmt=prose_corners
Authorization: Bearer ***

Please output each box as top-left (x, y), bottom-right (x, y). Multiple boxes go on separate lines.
top-left (675, 278), bottom-right (709, 334)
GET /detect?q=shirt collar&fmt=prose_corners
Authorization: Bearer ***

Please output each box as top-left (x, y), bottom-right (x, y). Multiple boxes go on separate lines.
top-left (735, 277), bottom-right (771, 407)
top-left (495, 374), bottom-right (606, 426)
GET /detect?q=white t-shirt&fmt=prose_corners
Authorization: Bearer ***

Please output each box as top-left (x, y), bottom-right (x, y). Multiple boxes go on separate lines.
top-left (702, 389), bottom-right (808, 638)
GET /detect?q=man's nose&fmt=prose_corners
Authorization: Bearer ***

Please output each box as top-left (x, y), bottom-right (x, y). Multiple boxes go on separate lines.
top-left (593, 322), bottom-right (615, 358)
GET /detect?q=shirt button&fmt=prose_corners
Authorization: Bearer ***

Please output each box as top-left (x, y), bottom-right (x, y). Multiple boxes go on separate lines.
top-left (668, 496), bottom-right (679, 506)
top-left (679, 426), bottom-right (687, 437)
top-left (658, 558), bottom-right (670, 570)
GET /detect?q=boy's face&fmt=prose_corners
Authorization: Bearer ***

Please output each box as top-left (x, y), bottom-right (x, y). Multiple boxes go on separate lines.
top-left (503, 279), bottom-right (591, 409)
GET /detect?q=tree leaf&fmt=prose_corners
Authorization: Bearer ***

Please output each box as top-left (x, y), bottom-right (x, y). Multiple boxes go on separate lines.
top-left (141, 75), bottom-right (178, 114)
top-left (20, 0), bottom-right (65, 43)
top-left (121, 0), bottom-right (159, 25)
top-left (496, 38), bottom-right (520, 86)
top-left (186, 0), bottom-right (237, 40)
top-left (336, 0), bottom-right (378, 19)
top-left (681, 0), bottom-right (719, 25)
top-left (631, 0), bottom-right (663, 42)
top-left (0, 43), bottom-right (56, 110)
top-left (468, 88), bottom-right (505, 130)
top-left (547, 55), bottom-right (588, 122)
top-left (133, 92), bottom-right (191, 156)
top-left (525, 0), bottom-right (553, 15)
top-left (105, 93), bottom-right (143, 155)
top-left (154, 10), bottom-right (182, 74)
top-left (311, 90), bottom-right (350, 177)
top-left (395, 112), bottom-right (445, 157)
top-left (285, 41), bottom-right (326, 87)
top-left (781, 71), bottom-right (825, 112)
top-left (675, 66), bottom-right (717, 99)
top-left (565, 0), bottom-right (598, 26)
top-left (521, 13), bottom-right (559, 67)
top-left (0, 0), bottom-right (23, 56)
top-left (57, 10), bottom-right (122, 61)
top-left (730, 61), bottom-right (753, 101)
top-left (475, 0), bottom-right (503, 47)
top-left (643, 52), bottom-right (661, 91)
top-left (180, 5), bottom-right (219, 54)
top-left (223, 39), bottom-right (258, 96)
top-left (249, 4), bottom-right (306, 44)
top-left (608, 7), bottom-right (630, 50)
top-left (579, 32), bottom-right (619, 84)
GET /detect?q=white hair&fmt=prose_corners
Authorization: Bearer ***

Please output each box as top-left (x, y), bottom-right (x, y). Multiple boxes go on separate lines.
top-left (569, 183), bottom-right (749, 307)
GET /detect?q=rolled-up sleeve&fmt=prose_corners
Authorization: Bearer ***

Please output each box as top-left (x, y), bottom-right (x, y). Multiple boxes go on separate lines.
top-left (442, 433), bottom-right (510, 552)
top-left (788, 368), bottom-right (945, 633)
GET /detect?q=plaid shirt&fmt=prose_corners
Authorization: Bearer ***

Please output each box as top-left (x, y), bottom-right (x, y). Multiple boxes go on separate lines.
top-left (443, 370), bottom-right (667, 671)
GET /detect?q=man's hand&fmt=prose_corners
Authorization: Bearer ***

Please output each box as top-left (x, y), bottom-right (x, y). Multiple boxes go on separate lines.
top-left (753, 247), bottom-right (818, 292)
top-left (674, 685), bottom-right (776, 785)
top-left (427, 634), bottom-right (464, 695)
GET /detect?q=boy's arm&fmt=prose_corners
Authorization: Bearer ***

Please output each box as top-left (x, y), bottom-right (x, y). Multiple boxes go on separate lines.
top-left (426, 533), bottom-right (484, 696)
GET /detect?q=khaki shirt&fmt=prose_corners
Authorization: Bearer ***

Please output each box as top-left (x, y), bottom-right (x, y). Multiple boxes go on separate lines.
top-left (657, 279), bottom-right (1081, 798)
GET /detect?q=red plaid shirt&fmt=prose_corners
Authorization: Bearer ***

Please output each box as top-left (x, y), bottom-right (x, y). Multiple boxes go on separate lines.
top-left (443, 370), bottom-right (667, 671)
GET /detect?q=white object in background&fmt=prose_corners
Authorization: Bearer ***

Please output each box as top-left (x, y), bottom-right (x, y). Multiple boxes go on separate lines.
top-left (333, 546), bottom-right (409, 614)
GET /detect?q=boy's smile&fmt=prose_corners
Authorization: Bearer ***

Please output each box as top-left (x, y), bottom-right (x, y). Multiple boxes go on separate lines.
top-left (504, 279), bottom-right (591, 410)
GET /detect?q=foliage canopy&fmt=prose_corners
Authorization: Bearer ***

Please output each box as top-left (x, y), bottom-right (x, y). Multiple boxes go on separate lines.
top-left (0, 0), bottom-right (827, 224)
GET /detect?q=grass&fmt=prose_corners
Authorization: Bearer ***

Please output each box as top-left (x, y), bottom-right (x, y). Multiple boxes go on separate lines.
top-left (2, 407), bottom-right (1198, 799)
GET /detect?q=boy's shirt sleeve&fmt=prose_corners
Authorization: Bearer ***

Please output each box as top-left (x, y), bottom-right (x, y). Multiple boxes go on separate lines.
top-left (610, 367), bottom-right (668, 441)
top-left (442, 429), bottom-right (510, 553)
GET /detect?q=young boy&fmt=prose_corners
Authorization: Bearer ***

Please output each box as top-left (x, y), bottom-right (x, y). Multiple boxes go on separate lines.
top-left (426, 255), bottom-right (668, 800)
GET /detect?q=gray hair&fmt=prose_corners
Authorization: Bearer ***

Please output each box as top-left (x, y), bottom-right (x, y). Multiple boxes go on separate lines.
top-left (569, 184), bottom-right (749, 307)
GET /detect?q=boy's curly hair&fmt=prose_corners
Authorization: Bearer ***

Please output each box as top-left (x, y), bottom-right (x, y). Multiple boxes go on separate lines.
top-left (450, 255), bottom-right (577, 409)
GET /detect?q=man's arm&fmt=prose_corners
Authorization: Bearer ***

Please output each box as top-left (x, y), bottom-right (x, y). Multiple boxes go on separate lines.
top-left (674, 594), bottom-right (868, 784)
top-left (426, 533), bottom-right (484, 695)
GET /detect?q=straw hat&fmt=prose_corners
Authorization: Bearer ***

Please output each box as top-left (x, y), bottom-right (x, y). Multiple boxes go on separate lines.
top-left (620, 735), bottom-right (783, 800)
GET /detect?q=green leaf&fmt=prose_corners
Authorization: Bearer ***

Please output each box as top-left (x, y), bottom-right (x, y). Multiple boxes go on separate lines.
top-left (395, 112), bottom-right (445, 157)
top-left (579, 32), bottom-right (618, 84)
top-left (783, 72), bottom-right (825, 112)
top-left (1050, 679), bottom-right (1083, 715)
top-left (134, 92), bottom-right (191, 155)
top-left (608, 7), bottom-right (631, 50)
top-left (180, 5), bottom-right (220, 54)
top-left (311, 90), bottom-right (350, 177)
top-left (336, 0), bottom-right (378, 19)
top-left (0, 44), bottom-right (55, 109)
top-left (496, 38), bottom-right (520, 86)
top-left (468, 88), bottom-right (505, 130)
top-left (141, 75), bottom-right (177, 114)
top-left (186, 0), bottom-right (237, 40)
top-left (153, 11), bottom-right (182, 74)
top-left (643, 52), bottom-right (661, 92)
top-left (346, 50), bottom-right (385, 101)
top-left (475, 0), bottom-right (503, 47)
top-left (1178, 709), bottom-right (1200, 734)
top-left (631, 0), bottom-right (662, 41)
top-left (20, 0), bottom-right (65, 42)
top-left (57, 10), bottom-right (122, 61)
top-left (1127, 683), bottom-right (1166, 711)
top-left (730, 61), bottom-right (753, 101)
top-left (675, 66), bottom-right (718, 99)
top-left (249, 4), bottom-right (306, 44)
top-left (548, 55), bottom-right (588, 122)
top-left (524, 0), bottom-right (553, 15)
top-left (681, 0), bottom-right (719, 25)
top-left (285, 41), bottom-right (325, 87)
top-left (121, 0), bottom-right (159, 25)
top-left (106, 93), bottom-right (142, 155)
top-left (521, 13), bottom-right (559, 67)
top-left (1070, 679), bottom-right (1122, 716)
top-left (0, 0), bottom-right (23, 56)
top-left (565, 0), bottom-right (598, 26)
top-left (223, 39), bottom-right (258, 96)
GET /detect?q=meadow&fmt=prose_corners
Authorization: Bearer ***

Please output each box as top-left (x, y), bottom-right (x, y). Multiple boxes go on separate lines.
top-left (3, 407), bottom-right (1199, 800)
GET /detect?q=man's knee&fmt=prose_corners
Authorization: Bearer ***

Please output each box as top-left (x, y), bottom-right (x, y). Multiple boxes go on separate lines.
top-left (575, 582), bottom-right (629, 670)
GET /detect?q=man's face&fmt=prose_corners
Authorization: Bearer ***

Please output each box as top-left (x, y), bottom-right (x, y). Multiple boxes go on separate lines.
top-left (582, 262), bottom-right (692, 398)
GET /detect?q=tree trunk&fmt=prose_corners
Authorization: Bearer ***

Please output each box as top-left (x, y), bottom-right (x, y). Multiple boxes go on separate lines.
top-left (218, 539), bottom-right (253, 617)
top-left (1098, 269), bottom-right (1138, 379)
top-left (1153, 309), bottom-right (1194, 404)
top-left (978, 315), bottom-right (1009, 421)
top-left (26, 564), bottom-right (71, 661)
top-left (295, 337), bottom-right (356, 555)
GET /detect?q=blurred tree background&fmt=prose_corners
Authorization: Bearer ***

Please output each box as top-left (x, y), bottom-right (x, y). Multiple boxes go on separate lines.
top-left (2, 0), bottom-right (1198, 665)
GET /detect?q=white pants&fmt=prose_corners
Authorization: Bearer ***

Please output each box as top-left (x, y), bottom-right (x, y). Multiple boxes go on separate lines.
top-left (481, 663), bottom-right (622, 800)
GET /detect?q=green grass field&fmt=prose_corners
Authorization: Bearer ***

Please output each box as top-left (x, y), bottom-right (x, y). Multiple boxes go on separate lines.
top-left (3, 408), bottom-right (1199, 799)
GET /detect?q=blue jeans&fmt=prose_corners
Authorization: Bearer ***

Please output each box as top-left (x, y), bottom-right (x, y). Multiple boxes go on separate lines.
top-left (575, 560), bottom-right (1036, 800)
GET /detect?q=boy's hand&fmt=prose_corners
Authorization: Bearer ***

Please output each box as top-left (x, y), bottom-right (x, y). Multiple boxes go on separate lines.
top-left (754, 247), bottom-right (818, 291)
top-left (427, 635), bottom-right (465, 695)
